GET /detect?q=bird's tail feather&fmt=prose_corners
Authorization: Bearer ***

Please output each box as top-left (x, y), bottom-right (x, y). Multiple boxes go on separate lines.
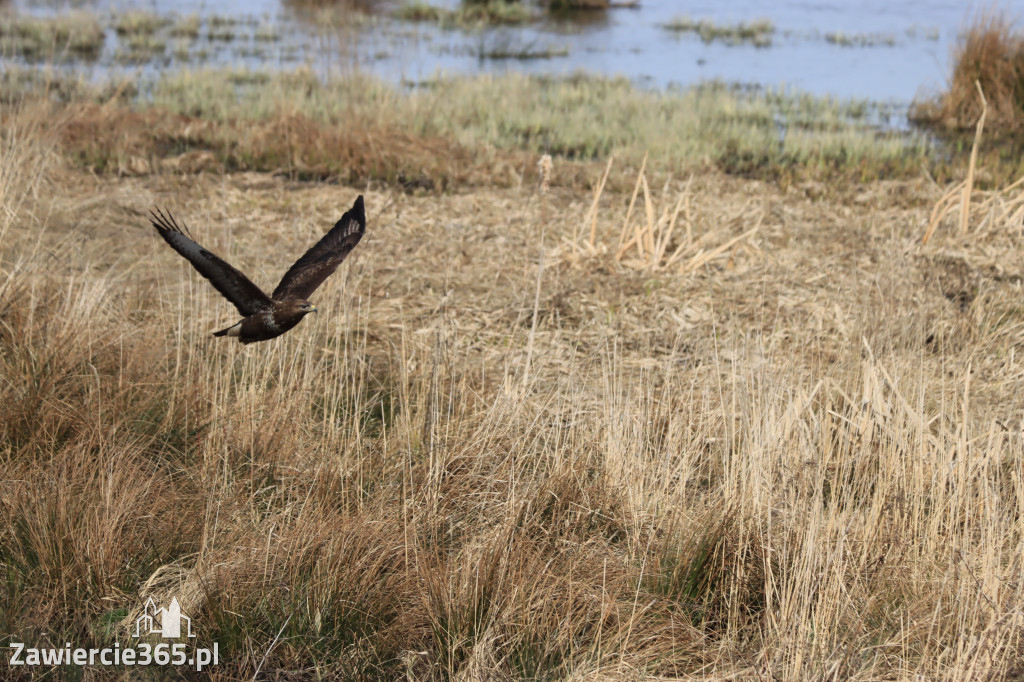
top-left (213, 321), bottom-right (242, 337)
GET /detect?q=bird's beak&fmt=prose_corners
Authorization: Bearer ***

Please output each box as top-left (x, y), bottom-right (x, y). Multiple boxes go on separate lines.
top-left (310, 305), bottom-right (318, 313)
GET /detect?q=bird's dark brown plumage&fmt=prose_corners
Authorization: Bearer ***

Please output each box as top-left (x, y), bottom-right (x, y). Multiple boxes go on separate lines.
top-left (150, 196), bottom-right (365, 344)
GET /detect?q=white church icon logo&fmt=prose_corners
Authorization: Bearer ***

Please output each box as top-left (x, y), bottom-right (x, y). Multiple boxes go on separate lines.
top-left (134, 597), bottom-right (195, 639)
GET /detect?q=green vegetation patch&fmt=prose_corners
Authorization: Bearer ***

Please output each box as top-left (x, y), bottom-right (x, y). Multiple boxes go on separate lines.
top-left (4, 67), bottom-right (934, 187)
top-left (170, 14), bottom-right (201, 39)
top-left (254, 23), bottom-right (281, 42)
top-left (395, 0), bottom-right (615, 25)
top-left (114, 11), bottom-right (171, 37)
top-left (825, 31), bottom-right (898, 47)
top-left (153, 70), bottom-right (932, 183)
top-left (548, 0), bottom-right (616, 9)
top-left (479, 37), bottom-right (569, 59)
top-left (115, 34), bottom-right (168, 63)
top-left (395, 0), bottom-right (535, 27)
top-left (0, 12), bottom-right (105, 60)
top-left (663, 15), bottom-right (775, 47)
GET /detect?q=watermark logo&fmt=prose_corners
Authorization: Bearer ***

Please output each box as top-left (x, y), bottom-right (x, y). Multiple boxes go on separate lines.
top-left (134, 597), bottom-right (195, 639)
top-left (8, 596), bottom-right (218, 672)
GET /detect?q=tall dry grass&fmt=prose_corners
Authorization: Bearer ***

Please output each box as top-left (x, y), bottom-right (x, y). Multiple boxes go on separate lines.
top-left (913, 10), bottom-right (1024, 134)
top-left (2, 102), bottom-right (1024, 680)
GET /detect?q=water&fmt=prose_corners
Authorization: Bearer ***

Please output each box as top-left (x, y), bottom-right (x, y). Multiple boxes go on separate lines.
top-left (8, 0), bottom-right (1024, 108)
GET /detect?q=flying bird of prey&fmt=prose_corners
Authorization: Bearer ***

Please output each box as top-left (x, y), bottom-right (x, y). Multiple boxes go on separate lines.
top-left (150, 196), bottom-right (365, 344)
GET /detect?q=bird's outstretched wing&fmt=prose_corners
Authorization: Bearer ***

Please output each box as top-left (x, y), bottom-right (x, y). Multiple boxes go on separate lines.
top-left (150, 208), bottom-right (273, 317)
top-left (272, 196), bottom-right (366, 301)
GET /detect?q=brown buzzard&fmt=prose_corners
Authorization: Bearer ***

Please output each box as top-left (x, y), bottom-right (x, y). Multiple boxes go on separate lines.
top-left (150, 196), bottom-right (365, 344)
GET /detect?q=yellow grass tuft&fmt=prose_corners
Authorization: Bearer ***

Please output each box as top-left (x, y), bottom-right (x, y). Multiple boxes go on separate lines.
top-left (569, 154), bottom-right (762, 274)
top-left (912, 9), bottom-right (1024, 133)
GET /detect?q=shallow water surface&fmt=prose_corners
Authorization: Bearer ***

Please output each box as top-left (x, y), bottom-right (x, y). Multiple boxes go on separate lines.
top-left (10, 0), bottom-right (1024, 109)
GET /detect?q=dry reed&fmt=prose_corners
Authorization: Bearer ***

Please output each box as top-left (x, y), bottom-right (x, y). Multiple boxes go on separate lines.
top-left (912, 10), bottom-right (1024, 134)
top-left (568, 156), bottom-right (762, 274)
top-left (2, 92), bottom-right (1024, 682)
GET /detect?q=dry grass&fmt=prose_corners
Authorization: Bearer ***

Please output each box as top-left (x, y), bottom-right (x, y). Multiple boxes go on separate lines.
top-left (912, 10), bottom-right (1024, 134)
top-left (3, 85), bottom-right (1024, 679)
top-left (55, 100), bottom-right (487, 189)
top-left (0, 67), bottom-right (938, 193)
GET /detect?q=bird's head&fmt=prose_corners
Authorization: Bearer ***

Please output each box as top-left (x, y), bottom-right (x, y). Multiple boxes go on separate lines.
top-left (292, 299), bottom-right (317, 316)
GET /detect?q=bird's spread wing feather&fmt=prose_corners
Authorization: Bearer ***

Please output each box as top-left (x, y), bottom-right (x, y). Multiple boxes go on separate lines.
top-left (272, 195), bottom-right (366, 301)
top-left (150, 208), bottom-right (273, 317)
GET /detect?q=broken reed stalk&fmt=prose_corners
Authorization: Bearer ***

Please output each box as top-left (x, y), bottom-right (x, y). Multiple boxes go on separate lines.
top-left (652, 175), bottom-right (692, 265)
top-left (525, 154), bottom-right (552, 388)
top-left (923, 80), bottom-right (988, 244)
top-left (986, 173), bottom-right (1024, 228)
top-left (639, 172), bottom-right (654, 257)
top-left (618, 151), bottom-right (648, 252)
top-left (923, 185), bottom-right (961, 244)
top-left (674, 214), bottom-right (763, 274)
top-left (961, 80), bottom-right (987, 237)
top-left (522, 237), bottom-right (544, 390)
top-left (924, 170), bottom-right (1024, 244)
top-left (581, 155), bottom-right (614, 249)
top-left (611, 162), bottom-right (759, 272)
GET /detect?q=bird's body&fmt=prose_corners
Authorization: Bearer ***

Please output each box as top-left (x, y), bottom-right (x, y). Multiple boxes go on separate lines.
top-left (211, 300), bottom-right (314, 343)
top-left (150, 196), bottom-right (365, 344)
